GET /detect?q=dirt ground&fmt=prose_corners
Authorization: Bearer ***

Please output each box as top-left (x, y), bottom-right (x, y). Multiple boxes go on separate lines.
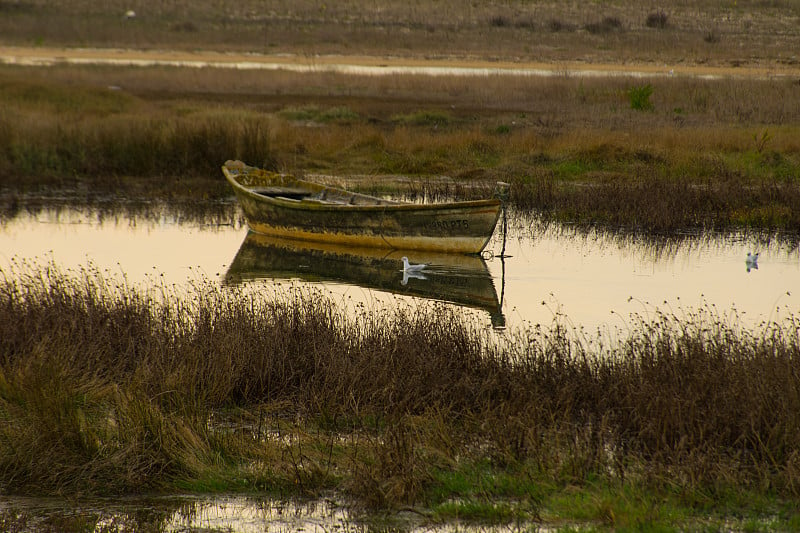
top-left (2, 45), bottom-right (800, 81)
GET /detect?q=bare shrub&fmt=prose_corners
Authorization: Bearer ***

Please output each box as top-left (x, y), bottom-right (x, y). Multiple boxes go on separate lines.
top-left (585, 17), bottom-right (623, 34)
top-left (646, 10), bottom-right (669, 29)
top-left (704, 29), bottom-right (721, 43)
top-left (489, 15), bottom-right (509, 28)
top-left (548, 19), bottom-right (569, 32)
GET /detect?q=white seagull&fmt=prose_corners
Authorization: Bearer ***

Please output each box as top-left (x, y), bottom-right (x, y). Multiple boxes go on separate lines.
top-left (400, 256), bottom-right (428, 285)
top-left (401, 256), bottom-right (427, 272)
top-left (746, 252), bottom-right (759, 272)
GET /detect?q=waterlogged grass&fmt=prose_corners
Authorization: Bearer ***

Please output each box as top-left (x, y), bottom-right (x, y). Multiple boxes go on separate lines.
top-left (1, 262), bottom-right (800, 529)
top-left (432, 500), bottom-right (521, 523)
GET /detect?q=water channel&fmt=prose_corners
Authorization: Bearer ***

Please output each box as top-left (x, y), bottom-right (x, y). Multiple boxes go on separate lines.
top-left (1, 203), bottom-right (799, 531)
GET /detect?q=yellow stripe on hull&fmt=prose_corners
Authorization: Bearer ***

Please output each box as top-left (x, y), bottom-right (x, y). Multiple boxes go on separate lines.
top-left (247, 222), bottom-right (491, 254)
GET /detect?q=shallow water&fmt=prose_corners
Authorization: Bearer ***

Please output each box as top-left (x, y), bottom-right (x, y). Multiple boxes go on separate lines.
top-left (1, 492), bottom-right (576, 532)
top-left (1, 206), bottom-right (798, 334)
top-left (0, 494), bottom-right (420, 532)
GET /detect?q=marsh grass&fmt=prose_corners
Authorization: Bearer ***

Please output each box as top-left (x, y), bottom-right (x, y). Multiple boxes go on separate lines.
top-left (1, 261), bottom-right (800, 527)
top-left (2, 65), bottom-right (799, 233)
top-left (0, 109), bottom-right (275, 182)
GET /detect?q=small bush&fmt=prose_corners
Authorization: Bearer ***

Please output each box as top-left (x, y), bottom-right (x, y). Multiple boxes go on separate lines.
top-left (646, 10), bottom-right (669, 29)
top-left (704, 29), bottom-right (721, 43)
top-left (627, 84), bottom-right (654, 111)
top-left (585, 17), bottom-right (623, 34)
top-left (514, 17), bottom-right (536, 30)
top-left (753, 130), bottom-right (772, 153)
top-left (584, 22), bottom-right (604, 34)
top-left (489, 15), bottom-right (510, 28)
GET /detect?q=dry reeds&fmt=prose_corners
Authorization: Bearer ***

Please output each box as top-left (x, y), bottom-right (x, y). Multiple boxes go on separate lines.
top-left (2, 65), bottom-right (799, 234)
top-left (1, 261), bottom-right (799, 506)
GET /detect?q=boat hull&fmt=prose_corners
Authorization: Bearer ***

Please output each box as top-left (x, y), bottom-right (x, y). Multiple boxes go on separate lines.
top-left (223, 161), bottom-right (501, 254)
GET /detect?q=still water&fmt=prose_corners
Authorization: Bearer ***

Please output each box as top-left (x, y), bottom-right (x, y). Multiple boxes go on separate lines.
top-left (0, 494), bottom-right (447, 532)
top-left (1, 205), bottom-right (799, 333)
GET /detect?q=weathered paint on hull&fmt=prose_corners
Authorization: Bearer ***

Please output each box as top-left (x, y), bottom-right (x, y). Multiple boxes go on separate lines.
top-left (245, 221), bottom-right (493, 254)
top-left (224, 163), bottom-right (502, 254)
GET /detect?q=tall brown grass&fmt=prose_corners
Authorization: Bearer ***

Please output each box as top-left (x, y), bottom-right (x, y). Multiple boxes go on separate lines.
top-left (1, 261), bottom-right (799, 504)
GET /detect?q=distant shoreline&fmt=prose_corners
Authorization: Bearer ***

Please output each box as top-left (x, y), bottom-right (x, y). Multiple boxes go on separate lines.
top-left (2, 45), bottom-right (799, 80)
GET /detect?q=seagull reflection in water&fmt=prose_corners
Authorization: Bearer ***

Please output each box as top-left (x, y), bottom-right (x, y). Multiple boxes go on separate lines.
top-left (400, 256), bottom-right (429, 285)
top-left (401, 269), bottom-right (428, 286)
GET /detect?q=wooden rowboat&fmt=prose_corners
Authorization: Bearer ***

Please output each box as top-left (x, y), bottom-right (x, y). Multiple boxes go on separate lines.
top-left (222, 160), bottom-right (503, 254)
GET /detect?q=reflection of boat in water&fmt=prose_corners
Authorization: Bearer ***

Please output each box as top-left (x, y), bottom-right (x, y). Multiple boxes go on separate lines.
top-left (224, 232), bottom-right (506, 328)
top-left (222, 160), bottom-right (502, 254)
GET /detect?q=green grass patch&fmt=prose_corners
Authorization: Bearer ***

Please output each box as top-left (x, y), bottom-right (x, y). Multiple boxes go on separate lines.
top-left (432, 500), bottom-right (524, 523)
top-left (427, 460), bottom-right (550, 504)
top-left (544, 481), bottom-right (691, 531)
top-left (724, 150), bottom-right (800, 182)
top-left (278, 105), bottom-right (360, 124)
top-left (552, 158), bottom-right (598, 179)
top-left (627, 83), bottom-right (654, 111)
top-left (390, 110), bottom-right (454, 127)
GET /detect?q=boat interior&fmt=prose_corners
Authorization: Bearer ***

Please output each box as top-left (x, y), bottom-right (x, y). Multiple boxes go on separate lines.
top-left (226, 160), bottom-right (401, 206)
top-left (251, 186), bottom-right (400, 206)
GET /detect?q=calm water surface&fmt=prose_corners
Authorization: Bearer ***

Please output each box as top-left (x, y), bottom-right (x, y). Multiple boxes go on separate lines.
top-left (2, 207), bottom-right (798, 333)
top-left (0, 494), bottom-right (454, 532)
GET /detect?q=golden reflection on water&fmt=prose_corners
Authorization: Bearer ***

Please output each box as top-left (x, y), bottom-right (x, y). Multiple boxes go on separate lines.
top-left (0, 495), bottom-right (366, 532)
top-left (1, 208), bottom-right (799, 333)
top-left (488, 224), bottom-right (799, 334)
top-left (0, 493), bottom-right (540, 532)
